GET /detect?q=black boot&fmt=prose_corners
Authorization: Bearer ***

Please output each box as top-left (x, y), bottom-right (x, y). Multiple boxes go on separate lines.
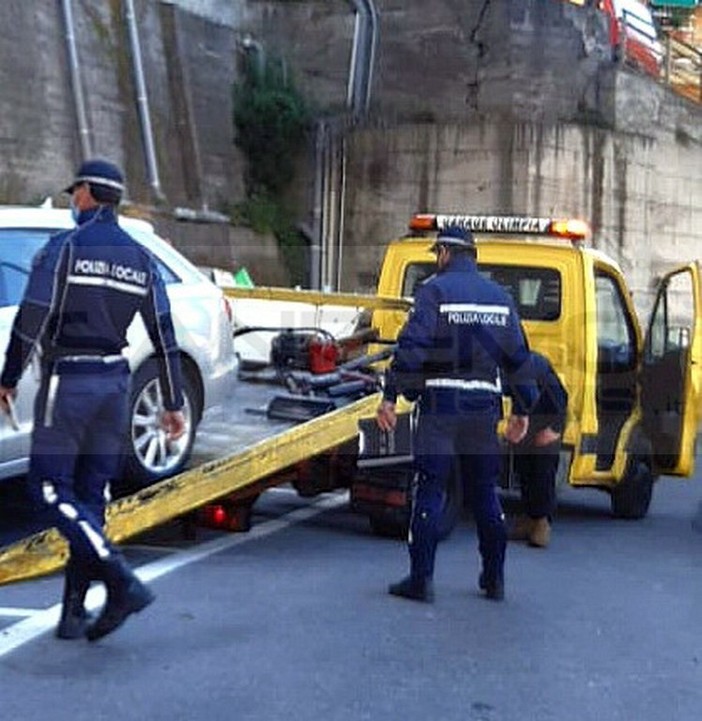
top-left (56, 559), bottom-right (92, 640)
top-left (478, 572), bottom-right (504, 602)
top-left (86, 554), bottom-right (155, 642)
top-left (388, 575), bottom-right (435, 603)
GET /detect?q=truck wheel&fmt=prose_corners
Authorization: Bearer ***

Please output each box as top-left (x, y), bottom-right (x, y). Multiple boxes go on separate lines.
top-left (610, 456), bottom-right (655, 519)
top-left (119, 360), bottom-right (200, 492)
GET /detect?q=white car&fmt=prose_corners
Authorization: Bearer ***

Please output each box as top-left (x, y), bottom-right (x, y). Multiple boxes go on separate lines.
top-left (199, 266), bottom-right (365, 368)
top-left (0, 205), bottom-right (237, 491)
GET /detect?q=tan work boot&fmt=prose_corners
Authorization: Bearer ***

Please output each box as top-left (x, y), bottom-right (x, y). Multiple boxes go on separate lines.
top-left (528, 517), bottom-right (551, 548)
top-left (508, 514), bottom-right (534, 542)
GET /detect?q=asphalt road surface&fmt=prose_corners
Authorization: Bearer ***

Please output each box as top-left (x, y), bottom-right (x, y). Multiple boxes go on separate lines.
top-left (1, 400), bottom-right (702, 721)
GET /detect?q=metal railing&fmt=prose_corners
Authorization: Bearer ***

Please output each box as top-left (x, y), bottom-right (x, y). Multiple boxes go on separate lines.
top-left (662, 33), bottom-right (702, 104)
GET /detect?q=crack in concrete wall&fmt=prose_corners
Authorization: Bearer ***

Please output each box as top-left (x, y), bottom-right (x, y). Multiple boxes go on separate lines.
top-left (466, 0), bottom-right (492, 109)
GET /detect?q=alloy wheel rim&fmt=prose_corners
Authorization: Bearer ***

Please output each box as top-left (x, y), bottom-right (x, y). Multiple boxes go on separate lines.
top-left (131, 378), bottom-right (192, 473)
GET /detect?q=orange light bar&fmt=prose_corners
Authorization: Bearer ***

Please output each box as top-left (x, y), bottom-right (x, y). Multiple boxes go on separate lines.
top-left (408, 212), bottom-right (591, 242)
top-left (409, 214), bottom-right (438, 232)
top-left (548, 218), bottom-right (590, 242)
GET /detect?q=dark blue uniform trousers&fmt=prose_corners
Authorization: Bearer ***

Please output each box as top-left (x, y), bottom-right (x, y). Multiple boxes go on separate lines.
top-left (27, 360), bottom-right (130, 568)
top-left (409, 400), bottom-right (506, 585)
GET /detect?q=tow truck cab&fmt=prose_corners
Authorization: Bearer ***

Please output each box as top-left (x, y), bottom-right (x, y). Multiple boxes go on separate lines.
top-left (359, 213), bottom-right (702, 530)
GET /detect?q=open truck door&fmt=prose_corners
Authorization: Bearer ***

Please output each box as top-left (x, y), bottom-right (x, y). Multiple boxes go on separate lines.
top-left (641, 262), bottom-right (702, 477)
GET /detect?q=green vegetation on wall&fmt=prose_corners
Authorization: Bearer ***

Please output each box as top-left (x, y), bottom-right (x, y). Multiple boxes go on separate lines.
top-left (233, 54), bottom-right (311, 284)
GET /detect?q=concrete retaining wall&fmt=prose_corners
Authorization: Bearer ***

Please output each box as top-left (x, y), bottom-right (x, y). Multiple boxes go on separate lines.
top-left (0, 0), bottom-right (700, 306)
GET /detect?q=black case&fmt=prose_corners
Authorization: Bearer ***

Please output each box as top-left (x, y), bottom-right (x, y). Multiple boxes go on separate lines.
top-left (357, 412), bottom-right (414, 468)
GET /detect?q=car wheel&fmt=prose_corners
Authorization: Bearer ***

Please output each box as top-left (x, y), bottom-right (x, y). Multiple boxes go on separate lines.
top-left (120, 359), bottom-right (199, 491)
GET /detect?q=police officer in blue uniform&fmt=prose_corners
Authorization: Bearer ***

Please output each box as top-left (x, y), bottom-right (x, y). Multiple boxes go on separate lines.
top-left (377, 224), bottom-right (536, 602)
top-left (0, 159), bottom-right (185, 640)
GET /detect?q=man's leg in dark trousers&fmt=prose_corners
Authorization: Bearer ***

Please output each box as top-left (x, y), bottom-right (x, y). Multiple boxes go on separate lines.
top-left (388, 413), bottom-right (453, 603)
top-left (28, 385), bottom-right (114, 569)
top-left (29, 368), bottom-right (153, 640)
top-left (458, 411), bottom-right (506, 600)
top-left (29, 384), bottom-right (113, 639)
top-left (518, 441), bottom-right (560, 547)
top-left (462, 450), bottom-right (506, 599)
top-left (59, 393), bottom-right (129, 638)
top-left (520, 442), bottom-right (559, 520)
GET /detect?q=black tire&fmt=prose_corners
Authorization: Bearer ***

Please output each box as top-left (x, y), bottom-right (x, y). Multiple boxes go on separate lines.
top-left (610, 434), bottom-right (655, 519)
top-left (119, 359), bottom-right (200, 492)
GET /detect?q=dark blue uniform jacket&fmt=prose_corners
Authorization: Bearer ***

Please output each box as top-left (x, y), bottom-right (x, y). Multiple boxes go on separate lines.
top-left (383, 254), bottom-right (536, 414)
top-left (0, 206), bottom-right (183, 410)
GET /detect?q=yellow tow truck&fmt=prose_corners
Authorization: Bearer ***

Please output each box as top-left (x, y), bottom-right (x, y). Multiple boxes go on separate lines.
top-left (352, 212), bottom-right (702, 536)
top-left (2, 211), bottom-right (700, 583)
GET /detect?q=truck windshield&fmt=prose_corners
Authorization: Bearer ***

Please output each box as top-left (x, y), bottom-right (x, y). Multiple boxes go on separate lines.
top-left (402, 262), bottom-right (561, 321)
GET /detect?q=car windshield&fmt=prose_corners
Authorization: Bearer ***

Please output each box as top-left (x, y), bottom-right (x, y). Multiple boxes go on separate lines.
top-left (402, 261), bottom-right (562, 321)
top-left (0, 226), bottom-right (180, 309)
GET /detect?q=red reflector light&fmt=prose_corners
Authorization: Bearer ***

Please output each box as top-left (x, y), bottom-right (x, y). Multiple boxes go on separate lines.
top-left (199, 501), bottom-right (253, 533)
top-left (202, 504), bottom-right (228, 527)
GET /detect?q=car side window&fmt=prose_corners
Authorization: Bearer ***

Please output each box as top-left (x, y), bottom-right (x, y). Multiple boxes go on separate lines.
top-left (0, 262), bottom-right (30, 308)
top-left (123, 227), bottom-right (180, 285)
top-left (0, 229), bottom-right (52, 307)
top-left (152, 255), bottom-right (179, 285)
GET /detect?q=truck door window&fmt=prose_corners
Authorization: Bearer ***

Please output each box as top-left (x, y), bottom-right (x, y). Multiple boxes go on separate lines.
top-left (641, 268), bottom-right (695, 472)
top-left (646, 271), bottom-right (693, 360)
top-left (401, 262), bottom-right (561, 321)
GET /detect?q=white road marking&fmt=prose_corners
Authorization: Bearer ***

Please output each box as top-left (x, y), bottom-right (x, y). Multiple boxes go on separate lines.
top-left (0, 607), bottom-right (40, 618)
top-left (0, 492), bottom-right (348, 658)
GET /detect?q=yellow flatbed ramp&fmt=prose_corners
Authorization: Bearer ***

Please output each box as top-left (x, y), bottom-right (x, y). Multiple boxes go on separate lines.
top-left (0, 286), bottom-right (410, 586)
top-left (0, 391), bottom-right (381, 585)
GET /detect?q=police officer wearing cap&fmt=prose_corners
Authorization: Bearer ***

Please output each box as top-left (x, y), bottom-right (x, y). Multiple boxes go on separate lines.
top-left (0, 159), bottom-right (186, 640)
top-left (377, 224), bottom-right (536, 602)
